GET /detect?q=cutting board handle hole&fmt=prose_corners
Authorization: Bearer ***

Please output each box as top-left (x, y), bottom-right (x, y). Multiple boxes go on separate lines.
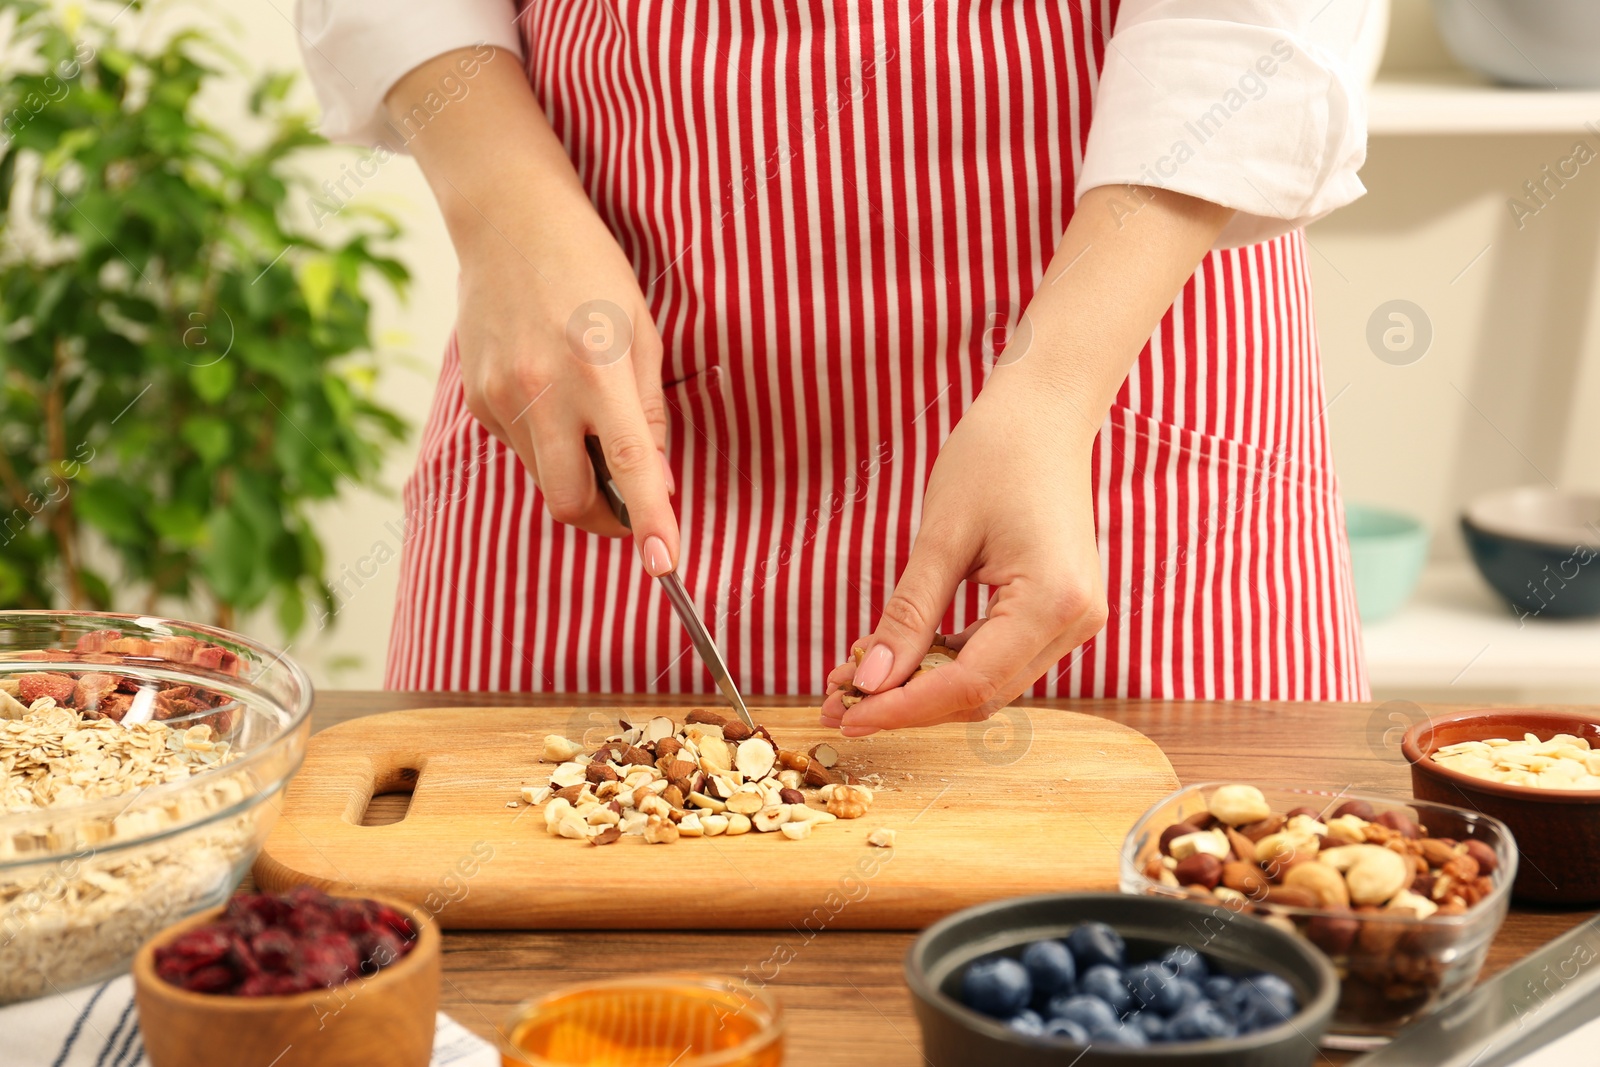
top-left (360, 765), bottom-right (418, 827)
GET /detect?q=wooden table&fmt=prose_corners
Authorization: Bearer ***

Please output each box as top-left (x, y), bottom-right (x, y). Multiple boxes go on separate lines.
top-left (313, 693), bottom-right (1596, 1065)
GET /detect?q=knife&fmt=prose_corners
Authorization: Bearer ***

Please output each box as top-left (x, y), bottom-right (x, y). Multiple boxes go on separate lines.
top-left (585, 436), bottom-right (755, 729)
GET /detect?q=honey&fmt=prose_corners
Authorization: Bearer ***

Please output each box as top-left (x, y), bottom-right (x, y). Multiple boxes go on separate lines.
top-left (503, 976), bottom-right (784, 1067)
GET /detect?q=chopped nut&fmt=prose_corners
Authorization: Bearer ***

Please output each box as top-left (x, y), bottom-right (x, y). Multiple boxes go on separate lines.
top-left (725, 812), bottom-right (752, 836)
top-left (780, 821), bottom-right (814, 840)
top-left (549, 762), bottom-right (588, 789)
top-left (777, 769), bottom-right (804, 790)
top-left (520, 785), bottom-right (551, 805)
top-left (827, 784), bottom-right (871, 819)
top-left (542, 735), bottom-right (584, 763)
top-left (753, 806), bottom-right (791, 832)
top-left (1169, 829), bottom-right (1230, 861)
top-left (808, 742), bottom-right (840, 768)
top-left (726, 786), bottom-right (765, 815)
top-left (735, 737), bottom-right (778, 779)
top-left (867, 827), bottom-right (897, 848)
top-left (557, 814), bottom-right (589, 840)
top-left (585, 806), bottom-right (621, 827)
top-left (643, 814), bottom-right (679, 844)
top-left (678, 813), bottom-right (705, 837)
top-left (590, 826), bottom-right (622, 846)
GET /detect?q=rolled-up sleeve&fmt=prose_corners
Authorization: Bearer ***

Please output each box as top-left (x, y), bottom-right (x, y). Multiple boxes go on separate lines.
top-left (1078, 0), bottom-right (1372, 248)
top-left (296, 0), bottom-right (523, 148)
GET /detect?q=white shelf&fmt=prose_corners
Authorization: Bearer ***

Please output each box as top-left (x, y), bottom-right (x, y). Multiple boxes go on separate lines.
top-left (1361, 562), bottom-right (1600, 691)
top-left (1369, 69), bottom-right (1600, 135)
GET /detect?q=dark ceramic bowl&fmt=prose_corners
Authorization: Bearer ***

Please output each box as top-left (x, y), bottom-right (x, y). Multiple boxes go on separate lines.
top-left (1461, 487), bottom-right (1600, 619)
top-left (905, 892), bottom-right (1338, 1067)
top-left (1404, 709), bottom-right (1600, 904)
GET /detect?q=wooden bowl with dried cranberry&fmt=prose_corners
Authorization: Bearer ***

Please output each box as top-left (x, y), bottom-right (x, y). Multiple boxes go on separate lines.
top-left (1120, 784), bottom-right (1515, 1040)
top-left (132, 887), bottom-right (440, 1067)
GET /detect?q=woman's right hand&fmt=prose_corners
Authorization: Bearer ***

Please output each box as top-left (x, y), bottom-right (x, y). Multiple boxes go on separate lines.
top-left (390, 48), bottom-right (679, 575)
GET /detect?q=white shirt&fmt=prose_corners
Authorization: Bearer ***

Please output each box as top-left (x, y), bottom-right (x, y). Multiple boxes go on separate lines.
top-left (296, 0), bottom-right (1372, 248)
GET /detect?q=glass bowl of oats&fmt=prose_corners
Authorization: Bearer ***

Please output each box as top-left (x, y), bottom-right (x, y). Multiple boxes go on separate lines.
top-left (0, 611), bottom-right (313, 1003)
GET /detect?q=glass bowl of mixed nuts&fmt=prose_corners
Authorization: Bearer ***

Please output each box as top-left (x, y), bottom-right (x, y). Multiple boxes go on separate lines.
top-left (1119, 783), bottom-right (1516, 1041)
top-left (0, 611), bottom-right (313, 1003)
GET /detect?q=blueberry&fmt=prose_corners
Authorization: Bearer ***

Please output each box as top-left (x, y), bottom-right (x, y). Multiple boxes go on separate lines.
top-left (1066, 922), bottom-right (1126, 970)
top-left (961, 956), bottom-right (1032, 1018)
top-left (1092, 1023), bottom-right (1150, 1047)
top-left (1080, 964), bottom-right (1134, 1015)
top-left (1044, 1018), bottom-right (1091, 1044)
top-left (1124, 961), bottom-right (1183, 1015)
top-left (1160, 945), bottom-right (1209, 982)
top-left (1046, 993), bottom-right (1120, 1034)
top-left (1007, 1009), bottom-right (1045, 1037)
top-left (1169, 976), bottom-right (1204, 1015)
top-left (1020, 939), bottom-right (1076, 999)
top-left (1202, 975), bottom-right (1237, 1008)
top-left (1134, 1011), bottom-right (1168, 1041)
top-left (1230, 976), bottom-right (1297, 1033)
top-left (1168, 999), bottom-right (1239, 1041)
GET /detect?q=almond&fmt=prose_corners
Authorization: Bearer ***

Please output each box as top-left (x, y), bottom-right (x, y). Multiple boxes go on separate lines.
top-left (722, 721), bottom-right (754, 742)
top-left (685, 709), bottom-right (729, 727)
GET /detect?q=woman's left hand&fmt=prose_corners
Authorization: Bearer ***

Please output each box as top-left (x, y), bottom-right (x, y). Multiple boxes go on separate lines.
top-left (818, 355), bottom-right (1108, 736)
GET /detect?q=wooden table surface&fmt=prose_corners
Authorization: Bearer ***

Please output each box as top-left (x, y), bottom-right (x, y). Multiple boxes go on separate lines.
top-left (311, 693), bottom-right (1597, 1065)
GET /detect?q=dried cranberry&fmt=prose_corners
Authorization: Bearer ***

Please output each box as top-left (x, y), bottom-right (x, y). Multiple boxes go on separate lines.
top-left (182, 965), bottom-right (238, 994)
top-left (155, 926), bottom-right (233, 972)
top-left (250, 929), bottom-right (296, 971)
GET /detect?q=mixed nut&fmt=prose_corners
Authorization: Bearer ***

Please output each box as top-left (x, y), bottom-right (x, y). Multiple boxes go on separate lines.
top-left (1140, 785), bottom-right (1505, 1026)
top-left (1431, 732), bottom-right (1600, 790)
top-left (523, 711), bottom-right (877, 845)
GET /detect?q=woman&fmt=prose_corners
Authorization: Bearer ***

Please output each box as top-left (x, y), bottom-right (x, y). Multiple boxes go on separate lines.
top-left (298, 1), bottom-right (1372, 732)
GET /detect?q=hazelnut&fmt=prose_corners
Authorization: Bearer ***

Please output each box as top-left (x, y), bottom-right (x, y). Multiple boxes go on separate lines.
top-left (1174, 854), bottom-right (1223, 889)
top-left (1332, 799), bottom-right (1376, 821)
top-left (1285, 806), bottom-right (1324, 824)
top-left (1463, 839), bottom-right (1498, 875)
top-left (1207, 785), bottom-right (1272, 826)
top-left (779, 787), bottom-right (806, 805)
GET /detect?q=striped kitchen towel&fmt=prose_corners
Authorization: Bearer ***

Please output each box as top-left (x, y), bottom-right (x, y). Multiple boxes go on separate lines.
top-left (1, 974), bottom-right (497, 1066)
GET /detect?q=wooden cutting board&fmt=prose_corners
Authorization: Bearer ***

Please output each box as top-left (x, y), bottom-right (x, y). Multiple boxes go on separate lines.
top-left (253, 706), bottom-right (1178, 930)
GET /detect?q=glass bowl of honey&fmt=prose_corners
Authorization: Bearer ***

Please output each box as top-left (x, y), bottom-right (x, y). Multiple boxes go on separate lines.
top-left (502, 974), bottom-right (785, 1067)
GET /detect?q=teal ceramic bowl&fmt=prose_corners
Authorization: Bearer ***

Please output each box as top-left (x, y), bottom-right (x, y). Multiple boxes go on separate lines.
top-left (1344, 504), bottom-right (1430, 622)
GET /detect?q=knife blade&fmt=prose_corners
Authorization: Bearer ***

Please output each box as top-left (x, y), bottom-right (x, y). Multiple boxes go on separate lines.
top-left (584, 436), bottom-right (754, 729)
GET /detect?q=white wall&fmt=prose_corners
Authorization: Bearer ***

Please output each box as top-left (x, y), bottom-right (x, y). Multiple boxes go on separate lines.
top-left (229, 0), bottom-right (1600, 691)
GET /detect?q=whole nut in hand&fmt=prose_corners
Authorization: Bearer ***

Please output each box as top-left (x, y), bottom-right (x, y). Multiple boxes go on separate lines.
top-left (1174, 854), bottom-right (1223, 889)
top-left (1463, 839), bottom-right (1498, 876)
top-left (1255, 830), bottom-right (1319, 871)
top-left (1284, 860), bottom-right (1351, 908)
top-left (1322, 844), bottom-right (1409, 905)
top-left (1207, 785), bottom-right (1272, 826)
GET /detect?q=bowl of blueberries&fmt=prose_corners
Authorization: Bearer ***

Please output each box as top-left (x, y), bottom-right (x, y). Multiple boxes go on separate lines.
top-left (905, 892), bottom-right (1337, 1065)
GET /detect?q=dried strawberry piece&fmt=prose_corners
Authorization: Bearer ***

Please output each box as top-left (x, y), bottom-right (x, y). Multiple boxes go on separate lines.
top-left (72, 672), bottom-right (120, 710)
top-left (18, 672), bottom-right (77, 705)
top-left (73, 629), bottom-right (125, 654)
top-left (106, 636), bottom-right (156, 657)
top-left (95, 692), bottom-right (134, 721)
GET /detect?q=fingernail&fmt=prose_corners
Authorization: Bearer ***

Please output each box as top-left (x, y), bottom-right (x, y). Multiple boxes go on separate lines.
top-left (659, 452), bottom-right (676, 496)
top-left (854, 643), bottom-right (894, 692)
top-left (642, 535), bottom-right (672, 577)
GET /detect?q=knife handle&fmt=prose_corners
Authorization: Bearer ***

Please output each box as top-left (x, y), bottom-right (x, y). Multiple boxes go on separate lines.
top-left (584, 435), bottom-right (632, 530)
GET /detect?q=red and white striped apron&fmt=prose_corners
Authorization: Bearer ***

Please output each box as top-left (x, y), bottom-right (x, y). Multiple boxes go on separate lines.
top-left (388, 0), bottom-right (1369, 702)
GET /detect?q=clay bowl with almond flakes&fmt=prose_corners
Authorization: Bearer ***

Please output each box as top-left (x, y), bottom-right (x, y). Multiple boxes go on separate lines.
top-left (1404, 708), bottom-right (1600, 904)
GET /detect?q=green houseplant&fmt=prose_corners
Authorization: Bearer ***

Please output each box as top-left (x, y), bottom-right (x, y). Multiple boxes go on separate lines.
top-left (0, 1), bottom-right (408, 634)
